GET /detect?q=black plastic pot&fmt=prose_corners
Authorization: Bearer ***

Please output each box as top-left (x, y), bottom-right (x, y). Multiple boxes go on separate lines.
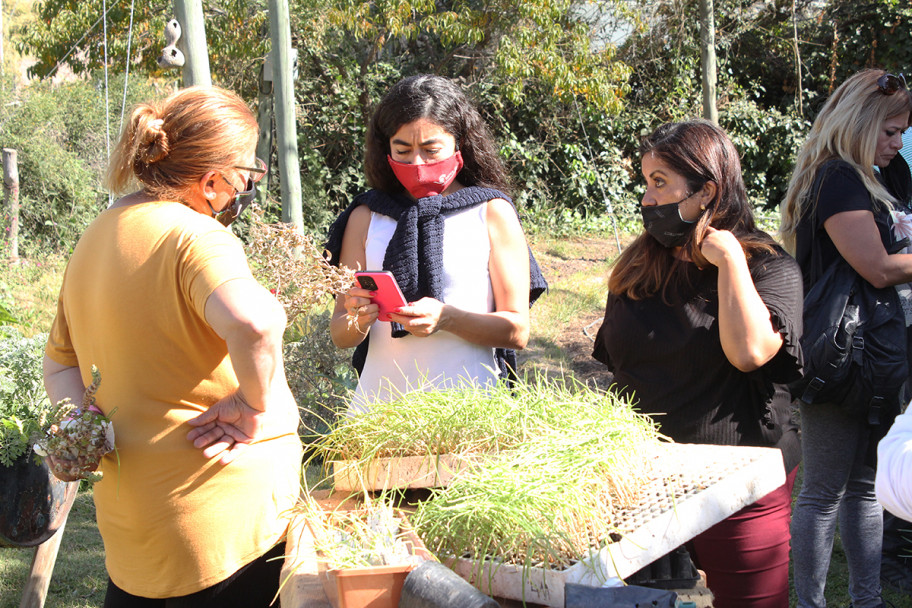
top-left (0, 449), bottom-right (77, 547)
top-left (399, 561), bottom-right (499, 608)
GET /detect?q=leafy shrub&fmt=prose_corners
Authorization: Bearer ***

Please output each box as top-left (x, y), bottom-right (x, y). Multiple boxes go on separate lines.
top-left (721, 97), bottom-right (810, 211)
top-left (284, 311), bottom-right (357, 444)
top-left (0, 327), bottom-right (52, 466)
top-left (0, 77), bottom-right (163, 253)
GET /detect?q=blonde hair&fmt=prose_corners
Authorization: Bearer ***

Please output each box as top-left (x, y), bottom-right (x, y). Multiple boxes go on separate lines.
top-left (780, 69), bottom-right (912, 252)
top-left (105, 86), bottom-right (259, 201)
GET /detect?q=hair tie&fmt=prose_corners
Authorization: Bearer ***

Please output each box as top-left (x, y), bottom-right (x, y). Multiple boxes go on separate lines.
top-left (138, 117), bottom-right (170, 164)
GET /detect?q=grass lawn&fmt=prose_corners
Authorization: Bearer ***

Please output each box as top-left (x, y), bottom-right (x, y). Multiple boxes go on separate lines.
top-left (2, 236), bottom-right (912, 606)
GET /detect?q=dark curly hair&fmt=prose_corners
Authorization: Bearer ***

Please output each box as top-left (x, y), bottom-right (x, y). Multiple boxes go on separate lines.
top-left (364, 75), bottom-right (511, 195)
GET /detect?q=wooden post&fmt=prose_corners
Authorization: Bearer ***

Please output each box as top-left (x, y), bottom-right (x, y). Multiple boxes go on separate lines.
top-left (699, 0), bottom-right (718, 125)
top-left (256, 64), bottom-right (275, 207)
top-left (18, 519), bottom-right (68, 608)
top-left (16, 480), bottom-right (77, 608)
top-left (3, 148), bottom-right (19, 261)
top-left (267, 0), bottom-right (303, 230)
top-left (171, 0), bottom-right (211, 87)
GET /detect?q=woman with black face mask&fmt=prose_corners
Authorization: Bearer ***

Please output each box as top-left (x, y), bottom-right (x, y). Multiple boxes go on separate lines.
top-left (592, 120), bottom-right (803, 608)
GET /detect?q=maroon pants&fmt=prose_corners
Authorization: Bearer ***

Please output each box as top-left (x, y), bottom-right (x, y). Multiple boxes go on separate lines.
top-left (687, 466), bottom-right (798, 608)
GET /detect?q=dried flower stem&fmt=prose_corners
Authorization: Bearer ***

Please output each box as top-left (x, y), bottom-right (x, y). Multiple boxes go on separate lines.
top-left (246, 207), bottom-right (356, 326)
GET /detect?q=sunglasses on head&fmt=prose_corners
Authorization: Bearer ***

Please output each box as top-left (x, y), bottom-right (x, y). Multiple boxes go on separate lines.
top-left (213, 158), bottom-right (268, 227)
top-left (877, 73), bottom-right (908, 96)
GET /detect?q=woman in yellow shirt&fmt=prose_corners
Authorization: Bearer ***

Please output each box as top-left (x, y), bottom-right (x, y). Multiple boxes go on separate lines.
top-left (43, 85), bottom-right (302, 606)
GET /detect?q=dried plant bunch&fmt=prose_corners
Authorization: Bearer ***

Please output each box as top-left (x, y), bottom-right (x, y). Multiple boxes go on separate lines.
top-left (33, 365), bottom-right (115, 483)
top-left (246, 207), bottom-right (356, 326)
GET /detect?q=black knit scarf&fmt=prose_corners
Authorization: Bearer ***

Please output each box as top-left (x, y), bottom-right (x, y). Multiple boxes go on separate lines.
top-left (324, 186), bottom-right (548, 379)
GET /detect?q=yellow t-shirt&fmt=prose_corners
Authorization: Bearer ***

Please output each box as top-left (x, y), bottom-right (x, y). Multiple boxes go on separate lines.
top-left (46, 201), bottom-right (302, 598)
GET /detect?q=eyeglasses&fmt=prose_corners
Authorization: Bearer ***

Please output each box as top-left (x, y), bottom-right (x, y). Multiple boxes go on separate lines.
top-left (234, 157), bottom-right (268, 183)
top-left (877, 73), bottom-right (908, 96)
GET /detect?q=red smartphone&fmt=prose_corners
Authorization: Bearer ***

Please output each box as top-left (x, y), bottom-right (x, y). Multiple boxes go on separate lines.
top-left (354, 271), bottom-right (408, 322)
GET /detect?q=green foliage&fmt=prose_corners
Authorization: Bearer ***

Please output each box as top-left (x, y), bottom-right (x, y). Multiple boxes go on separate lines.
top-left (800, 0), bottom-right (912, 111)
top-left (615, 0), bottom-right (815, 212)
top-left (16, 0), bottom-right (271, 97)
top-left (720, 96), bottom-right (811, 210)
top-left (0, 328), bottom-right (52, 467)
top-left (9, 0), bottom-right (904, 242)
top-left (289, 0), bottom-right (634, 227)
top-left (0, 305), bottom-right (16, 326)
top-left (283, 311), bottom-right (357, 443)
top-left (16, 0), bottom-right (171, 79)
top-left (314, 0), bottom-right (631, 112)
top-left (0, 77), bottom-right (163, 252)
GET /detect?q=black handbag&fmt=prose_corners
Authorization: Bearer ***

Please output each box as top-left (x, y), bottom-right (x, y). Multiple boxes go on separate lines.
top-left (789, 166), bottom-right (909, 424)
top-left (790, 256), bottom-right (907, 424)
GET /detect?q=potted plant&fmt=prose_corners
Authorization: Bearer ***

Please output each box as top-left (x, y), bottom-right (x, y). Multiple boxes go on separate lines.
top-left (293, 494), bottom-right (433, 608)
top-left (0, 327), bottom-right (76, 547)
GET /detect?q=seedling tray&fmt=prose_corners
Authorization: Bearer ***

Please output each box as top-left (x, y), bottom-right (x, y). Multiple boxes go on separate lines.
top-left (447, 443), bottom-right (786, 607)
top-left (331, 453), bottom-right (469, 492)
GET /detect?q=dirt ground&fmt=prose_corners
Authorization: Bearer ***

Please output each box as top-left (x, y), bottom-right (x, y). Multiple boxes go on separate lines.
top-left (518, 235), bottom-right (619, 389)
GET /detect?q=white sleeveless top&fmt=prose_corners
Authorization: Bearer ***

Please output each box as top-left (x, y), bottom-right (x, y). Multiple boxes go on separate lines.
top-left (350, 204), bottom-right (498, 411)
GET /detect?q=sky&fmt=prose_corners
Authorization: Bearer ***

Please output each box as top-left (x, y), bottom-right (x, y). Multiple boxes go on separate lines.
top-left (902, 128), bottom-right (912, 170)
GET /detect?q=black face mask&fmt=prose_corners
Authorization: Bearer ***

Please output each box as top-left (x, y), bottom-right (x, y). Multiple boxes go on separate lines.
top-left (210, 177), bottom-right (256, 227)
top-left (640, 195), bottom-right (698, 248)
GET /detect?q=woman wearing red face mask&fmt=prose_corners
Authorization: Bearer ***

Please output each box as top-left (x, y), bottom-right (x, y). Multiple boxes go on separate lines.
top-left (325, 75), bottom-right (546, 410)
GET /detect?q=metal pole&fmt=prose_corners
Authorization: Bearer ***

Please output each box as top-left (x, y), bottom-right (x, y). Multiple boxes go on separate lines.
top-left (3, 148), bottom-right (19, 262)
top-left (171, 0), bottom-right (211, 87)
top-left (699, 0), bottom-right (718, 125)
top-left (267, 0), bottom-right (302, 230)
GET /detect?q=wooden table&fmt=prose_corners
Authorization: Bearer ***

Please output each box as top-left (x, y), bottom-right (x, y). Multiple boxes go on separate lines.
top-left (281, 442), bottom-right (775, 608)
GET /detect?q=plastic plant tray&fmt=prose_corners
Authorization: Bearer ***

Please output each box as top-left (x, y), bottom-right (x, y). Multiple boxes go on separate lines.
top-left (447, 442), bottom-right (786, 607)
top-left (331, 453), bottom-right (468, 492)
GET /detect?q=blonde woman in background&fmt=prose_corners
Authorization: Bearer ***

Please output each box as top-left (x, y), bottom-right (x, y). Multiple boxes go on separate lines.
top-left (781, 69), bottom-right (912, 608)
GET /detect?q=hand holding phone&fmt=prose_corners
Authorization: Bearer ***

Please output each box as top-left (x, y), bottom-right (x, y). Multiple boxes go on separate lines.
top-left (355, 271), bottom-right (408, 322)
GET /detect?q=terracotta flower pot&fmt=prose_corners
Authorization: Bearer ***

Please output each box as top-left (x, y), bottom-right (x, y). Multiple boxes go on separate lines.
top-left (0, 448), bottom-right (78, 547)
top-left (322, 562), bottom-right (416, 608)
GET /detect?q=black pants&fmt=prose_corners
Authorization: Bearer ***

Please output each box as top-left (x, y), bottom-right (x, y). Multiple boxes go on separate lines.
top-left (102, 542), bottom-right (285, 608)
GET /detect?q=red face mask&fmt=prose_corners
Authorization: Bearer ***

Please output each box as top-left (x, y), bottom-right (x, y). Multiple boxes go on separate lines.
top-left (387, 151), bottom-right (464, 199)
